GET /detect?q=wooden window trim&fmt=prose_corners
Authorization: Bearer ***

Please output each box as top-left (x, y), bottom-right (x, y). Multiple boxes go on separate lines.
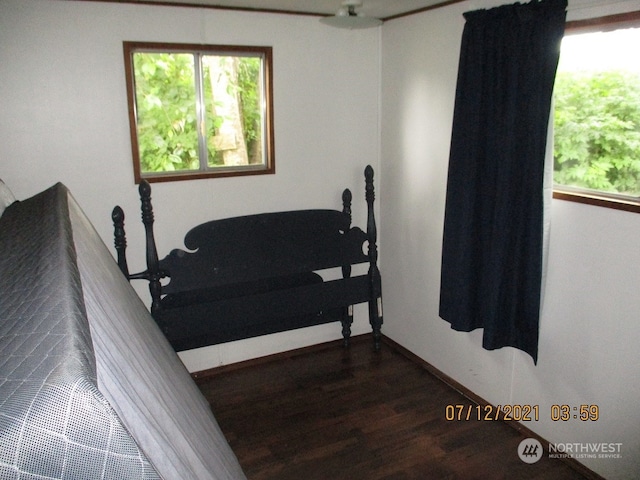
top-left (553, 188), bottom-right (640, 214)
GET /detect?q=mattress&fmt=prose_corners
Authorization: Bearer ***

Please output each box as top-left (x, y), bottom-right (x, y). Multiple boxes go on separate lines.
top-left (0, 183), bottom-right (246, 480)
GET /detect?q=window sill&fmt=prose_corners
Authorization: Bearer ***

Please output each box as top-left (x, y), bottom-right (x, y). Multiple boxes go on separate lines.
top-left (553, 187), bottom-right (640, 214)
top-left (138, 164), bottom-right (274, 184)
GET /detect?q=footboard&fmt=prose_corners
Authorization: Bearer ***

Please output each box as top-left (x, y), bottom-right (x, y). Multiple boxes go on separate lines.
top-left (113, 166), bottom-right (383, 351)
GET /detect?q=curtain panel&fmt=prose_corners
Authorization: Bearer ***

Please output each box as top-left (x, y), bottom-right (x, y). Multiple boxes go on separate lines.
top-left (439, 0), bottom-right (567, 363)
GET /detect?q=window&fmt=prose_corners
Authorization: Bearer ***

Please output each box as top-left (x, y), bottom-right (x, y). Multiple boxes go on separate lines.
top-left (123, 42), bottom-right (274, 183)
top-left (553, 12), bottom-right (640, 212)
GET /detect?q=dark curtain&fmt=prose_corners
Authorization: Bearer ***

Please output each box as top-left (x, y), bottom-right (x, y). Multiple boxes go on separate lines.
top-left (439, 0), bottom-right (567, 364)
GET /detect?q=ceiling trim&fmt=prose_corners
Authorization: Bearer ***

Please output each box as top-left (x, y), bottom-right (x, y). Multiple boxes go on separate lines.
top-left (68, 0), bottom-right (462, 21)
top-left (73, 0), bottom-right (327, 17)
top-left (381, 0), bottom-right (466, 21)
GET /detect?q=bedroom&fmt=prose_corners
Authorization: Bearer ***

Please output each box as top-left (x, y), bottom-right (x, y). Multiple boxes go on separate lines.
top-left (1, 0), bottom-right (638, 479)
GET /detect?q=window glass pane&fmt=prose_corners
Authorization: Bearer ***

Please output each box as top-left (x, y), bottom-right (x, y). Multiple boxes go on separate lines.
top-left (553, 27), bottom-right (640, 197)
top-left (201, 55), bottom-right (264, 168)
top-left (238, 56), bottom-right (264, 167)
top-left (133, 52), bottom-right (199, 173)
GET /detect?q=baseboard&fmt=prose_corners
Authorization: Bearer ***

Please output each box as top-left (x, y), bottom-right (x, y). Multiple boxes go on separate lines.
top-left (381, 336), bottom-right (606, 480)
top-left (190, 333), bottom-right (371, 383)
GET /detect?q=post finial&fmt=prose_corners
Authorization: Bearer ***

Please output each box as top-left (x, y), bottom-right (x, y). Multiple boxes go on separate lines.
top-left (112, 205), bottom-right (129, 278)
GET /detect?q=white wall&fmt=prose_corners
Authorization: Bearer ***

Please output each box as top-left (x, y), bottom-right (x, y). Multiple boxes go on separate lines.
top-left (0, 0), bottom-right (381, 370)
top-left (380, 1), bottom-right (640, 479)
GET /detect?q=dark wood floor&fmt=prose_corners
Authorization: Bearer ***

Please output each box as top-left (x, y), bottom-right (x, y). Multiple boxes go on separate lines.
top-left (196, 335), bottom-right (597, 480)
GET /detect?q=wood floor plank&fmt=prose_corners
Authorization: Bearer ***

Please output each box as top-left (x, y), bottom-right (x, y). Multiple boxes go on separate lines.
top-left (197, 336), bottom-right (599, 480)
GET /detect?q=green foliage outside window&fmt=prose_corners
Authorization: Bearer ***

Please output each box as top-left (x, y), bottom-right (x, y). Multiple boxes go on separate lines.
top-left (236, 58), bottom-right (262, 164)
top-left (134, 53), bottom-right (200, 172)
top-left (133, 52), bottom-right (263, 174)
top-left (553, 25), bottom-right (640, 199)
top-left (553, 70), bottom-right (640, 196)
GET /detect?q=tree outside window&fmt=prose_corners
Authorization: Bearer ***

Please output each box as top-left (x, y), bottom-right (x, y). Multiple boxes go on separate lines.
top-left (124, 42), bottom-right (274, 183)
top-left (553, 19), bottom-right (640, 205)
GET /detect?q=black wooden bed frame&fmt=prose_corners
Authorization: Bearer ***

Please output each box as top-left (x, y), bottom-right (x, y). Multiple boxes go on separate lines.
top-left (112, 165), bottom-right (382, 352)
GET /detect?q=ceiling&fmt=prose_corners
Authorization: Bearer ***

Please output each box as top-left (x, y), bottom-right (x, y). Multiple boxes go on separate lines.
top-left (120, 0), bottom-right (451, 20)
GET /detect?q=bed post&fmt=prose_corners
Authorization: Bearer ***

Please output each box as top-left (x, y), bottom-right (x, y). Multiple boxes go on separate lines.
top-left (138, 180), bottom-right (165, 317)
top-left (341, 188), bottom-right (354, 348)
top-left (112, 206), bottom-right (130, 278)
top-left (365, 165), bottom-right (383, 351)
